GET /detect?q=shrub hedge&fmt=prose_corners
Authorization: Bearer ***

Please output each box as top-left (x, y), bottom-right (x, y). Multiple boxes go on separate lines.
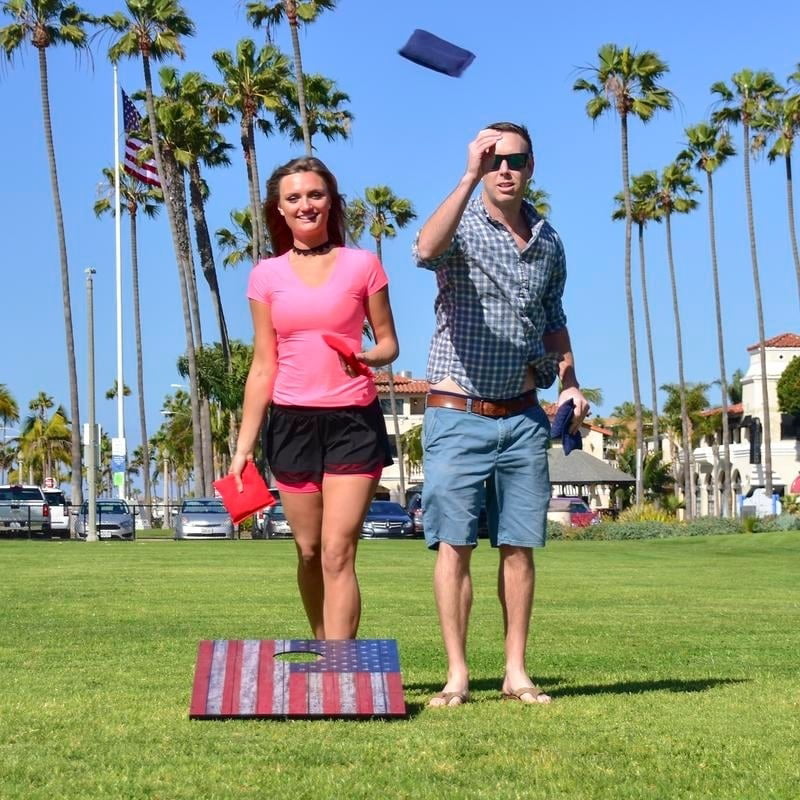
top-left (546, 514), bottom-right (800, 541)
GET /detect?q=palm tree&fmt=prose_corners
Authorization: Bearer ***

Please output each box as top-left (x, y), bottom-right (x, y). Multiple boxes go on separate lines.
top-left (655, 160), bottom-right (700, 518)
top-left (215, 207), bottom-right (255, 268)
top-left (20, 398), bottom-right (70, 482)
top-left (0, 384), bottom-right (19, 482)
top-left (608, 401), bottom-right (655, 455)
top-left (158, 67), bottom-right (234, 364)
top-left (106, 0), bottom-right (207, 495)
top-left (712, 70), bottom-right (783, 498)
top-left (273, 71), bottom-right (352, 148)
top-left (729, 369), bottom-right (744, 404)
top-left (347, 187), bottom-right (417, 499)
top-left (147, 74), bottom-right (222, 492)
top-left (613, 170), bottom-right (662, 451)
top-left (573, 43), bottom-right (673, 505)
top-left (213, 39), bottom-right (291, 262)
top-left (754, 66), bottom-right (800, 307)
top-left (1, 0), bottom-right (94, 507)
top-left (680, 122), bottom-right (737, 516)
top-left (245, 0), bottom-right (336, 155)
top-left (177, 340), bottom-right (253, 464)
top-left (104, 380), bottom-right (132, 400)
top-left (95, 164), bottom-right (160, 521)
top-left (523, 182), bottom-right (551, 217)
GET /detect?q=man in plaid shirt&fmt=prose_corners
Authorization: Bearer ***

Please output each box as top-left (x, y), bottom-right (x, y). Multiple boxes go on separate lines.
top-left (414, 122), bottom-right (589, 707)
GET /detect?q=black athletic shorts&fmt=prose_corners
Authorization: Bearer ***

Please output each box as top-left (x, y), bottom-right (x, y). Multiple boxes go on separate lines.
top-left (266, 397), bottom-right (393, 491)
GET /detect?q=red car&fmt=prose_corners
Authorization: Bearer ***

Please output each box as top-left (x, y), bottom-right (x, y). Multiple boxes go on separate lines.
top-left (547, 497), bottom-right (600, 528)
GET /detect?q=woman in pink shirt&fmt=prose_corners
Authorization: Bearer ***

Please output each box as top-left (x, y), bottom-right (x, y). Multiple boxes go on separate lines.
top-left (230, 156), bottom-right (399, 640)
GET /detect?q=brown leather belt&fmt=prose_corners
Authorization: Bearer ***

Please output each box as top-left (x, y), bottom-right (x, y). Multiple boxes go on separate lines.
top-left (425, 391), bottom-right (538, 418)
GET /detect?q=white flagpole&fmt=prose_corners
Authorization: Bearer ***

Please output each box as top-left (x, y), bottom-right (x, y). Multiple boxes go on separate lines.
top-left (113, 65), bottom-right (126, 501)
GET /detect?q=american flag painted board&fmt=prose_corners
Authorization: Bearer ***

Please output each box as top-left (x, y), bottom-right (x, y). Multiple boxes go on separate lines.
top-left (190, 639), bottom-right (407, 720)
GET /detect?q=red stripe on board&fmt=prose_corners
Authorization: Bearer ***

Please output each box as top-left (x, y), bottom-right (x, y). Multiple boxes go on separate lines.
top-left (189, 640), bottom-right (214, 717)
top-left (355, 672), bottom-right (374, 715)
top-left (256, 639), bottom-right (275, 715)
top-left (288, 672), bottom-right (308, 715)
top-left (221, 640), bottom-right (242, 715)
top-left (322, 669), bottom-right (340, 715)
top-left (385, 671), bottom-right (406, 716)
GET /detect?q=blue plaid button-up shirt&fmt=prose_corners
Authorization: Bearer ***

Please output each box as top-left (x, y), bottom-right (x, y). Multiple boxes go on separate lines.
top-left (413, 196), bottom-right (567, 398)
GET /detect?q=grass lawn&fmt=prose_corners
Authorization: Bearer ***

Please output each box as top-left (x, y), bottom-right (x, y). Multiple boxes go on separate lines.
top-left (1, 532), bottom-right (798, 799)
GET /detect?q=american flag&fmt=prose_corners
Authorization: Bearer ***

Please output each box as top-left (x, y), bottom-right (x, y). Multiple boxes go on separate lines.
top-left (122, 89), bottom-right (160, 187)
top-left (190, 639), bottom-right (407, 719)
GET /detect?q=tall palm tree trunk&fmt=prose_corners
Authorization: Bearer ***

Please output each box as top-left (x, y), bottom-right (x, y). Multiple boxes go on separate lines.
top-left (188, 162), bottom-right (231, 363)
top-left (141, 54), bottom-right (205, 496)
top-left (37, 47), bottom-right (82, 508)
top-left (784, 155), bottom-right (800, 308)
top-left (168, 172), bottom-right (214, 492)
top-left (620, 115), bottom-right (644, 504)
top-left (742, 122), bottom-right (773, 496)
top-left (637, 221), bottom-right (659, 450)
top-left (241, 118), bottom-right (263, 262)
top-left (129, 210), bottom-right (152, 523)
top-left (664, 212), bottom-right (693, 518)
top-left (705, 173), bottom-right (731, 517)
top-left (375, 238), bottom-right (405, 499)
top-left (286, 2), bottom-right (312, 155)
top-left (248, 118), bottom-right (268, 257)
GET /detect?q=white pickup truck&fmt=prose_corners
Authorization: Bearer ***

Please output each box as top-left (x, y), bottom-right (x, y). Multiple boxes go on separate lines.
top-left (0, 485), bottom-right (51, 535)
top-left (42, 487), bottom-right (71, 538)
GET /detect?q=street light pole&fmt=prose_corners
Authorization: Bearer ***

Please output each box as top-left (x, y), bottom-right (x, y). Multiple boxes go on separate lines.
top-left (112, 65), bottom-right (127, 502)
top-left (85, 268), bottom-right (98, 542)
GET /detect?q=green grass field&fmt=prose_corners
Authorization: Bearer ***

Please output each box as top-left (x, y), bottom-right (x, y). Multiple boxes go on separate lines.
top-left (1, 533), bottom-right (798, 799)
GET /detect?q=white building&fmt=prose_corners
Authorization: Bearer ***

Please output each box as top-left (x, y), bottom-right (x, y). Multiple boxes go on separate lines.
top-left (684, 333), bottom-right (800, 516)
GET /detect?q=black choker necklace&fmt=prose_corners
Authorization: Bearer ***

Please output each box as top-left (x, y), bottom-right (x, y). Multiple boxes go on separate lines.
top-left (292, 241), bottom-right (332, 256)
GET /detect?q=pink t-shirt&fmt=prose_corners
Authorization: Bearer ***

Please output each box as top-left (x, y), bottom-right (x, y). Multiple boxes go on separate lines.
top-left (247, 247), bottom-right (388, 407)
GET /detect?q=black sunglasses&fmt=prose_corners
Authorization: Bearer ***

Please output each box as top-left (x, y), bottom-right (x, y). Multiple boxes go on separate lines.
top-left (488, 152), bottom-right (530, 171)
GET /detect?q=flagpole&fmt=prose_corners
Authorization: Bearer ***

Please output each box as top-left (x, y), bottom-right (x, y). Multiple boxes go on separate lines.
top-left (113, 65), bottom-right (126, 501)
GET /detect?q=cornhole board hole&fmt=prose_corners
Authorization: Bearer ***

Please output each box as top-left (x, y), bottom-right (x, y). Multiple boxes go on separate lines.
top-left (190, 638), bottom-right (407, 720)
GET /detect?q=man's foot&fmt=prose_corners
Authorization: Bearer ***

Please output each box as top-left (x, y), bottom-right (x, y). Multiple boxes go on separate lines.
top-left (428, 688), bottom-right (470, 708)
top-left (501, 682), bottom-right (551, 704)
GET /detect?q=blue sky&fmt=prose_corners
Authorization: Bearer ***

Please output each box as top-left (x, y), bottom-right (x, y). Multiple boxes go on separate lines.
top-left (1, 0), bottom-right (798, 454)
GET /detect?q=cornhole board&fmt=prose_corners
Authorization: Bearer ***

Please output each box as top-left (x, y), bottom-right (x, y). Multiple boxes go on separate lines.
top-left (190, 638), bottom-right (407, 720)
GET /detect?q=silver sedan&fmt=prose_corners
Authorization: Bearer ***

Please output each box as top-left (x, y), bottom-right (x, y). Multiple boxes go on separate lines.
top-left (174, 498), bottom-right (234, 540)
top-left (75, 500), bottom-right (135, 540)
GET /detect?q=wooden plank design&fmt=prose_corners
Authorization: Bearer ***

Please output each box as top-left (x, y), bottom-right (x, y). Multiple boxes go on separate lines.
top-left (189, 640), bottom-right (214, 717)
top-left (189, 639), bottom-right (407, 720)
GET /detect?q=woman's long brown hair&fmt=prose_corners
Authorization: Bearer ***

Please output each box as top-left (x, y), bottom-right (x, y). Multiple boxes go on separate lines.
top-left (264, 157), bottom-right (346, 256)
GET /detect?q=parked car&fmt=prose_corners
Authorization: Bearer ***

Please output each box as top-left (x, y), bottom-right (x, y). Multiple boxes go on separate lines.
top-left (260, 504), bottom-right (293, 539)
top-left (75, 499), bottom-right (134, 539)
top-left (0, 484), bottom-right (51, 536)
top-left (174, 498), bottom-right (234, 540)
top-left (361, 501), bottom-right (414, 539)
top-left (253, 489), bottom-right (281, 535)
top-left (404, 486), bottom-right (488, 538)
top-left (42, 487), bottom-right (70, 538)
top-left (547, 497), bottom-right (600, 528)
top-left (405, 492), bottom-right (424, 537)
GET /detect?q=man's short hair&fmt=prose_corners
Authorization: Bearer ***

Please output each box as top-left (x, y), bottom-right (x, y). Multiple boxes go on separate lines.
top-left (486, 121), bottom-right (533, 155)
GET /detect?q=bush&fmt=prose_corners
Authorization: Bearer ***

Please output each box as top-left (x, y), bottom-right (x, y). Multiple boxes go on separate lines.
top-left (684, 517), bottom-right (741, 536)
top-left (756, 513), bottom-right (800, 532)
top-left (618, 504), bottom-right (674, 523)
top-left (544, 513), bottom-right (798, 542)
top-left (546, 520), bottom-right (566, 540)
top-left (742, 516), bottom-right (758, 533)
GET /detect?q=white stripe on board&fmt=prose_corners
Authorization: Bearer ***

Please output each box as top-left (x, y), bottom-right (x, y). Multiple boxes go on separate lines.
top-left (205, 639), bottom-right (228, 715)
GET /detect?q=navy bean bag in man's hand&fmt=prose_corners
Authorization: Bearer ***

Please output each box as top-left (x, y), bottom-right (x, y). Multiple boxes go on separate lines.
top-left (550, 398), bottom-right (583, 455)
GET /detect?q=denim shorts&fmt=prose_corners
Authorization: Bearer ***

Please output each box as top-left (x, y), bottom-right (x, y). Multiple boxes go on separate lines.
top-left (421, 404), bottom-right (551, 549)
